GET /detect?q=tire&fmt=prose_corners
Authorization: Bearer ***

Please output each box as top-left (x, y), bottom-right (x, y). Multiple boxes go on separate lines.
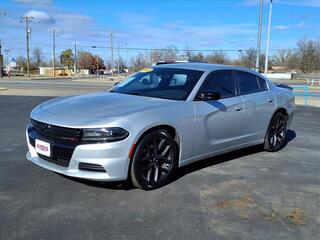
top-left (131, 129), bottom-right (178, 190)
top-left (264, 112), bottom-right (287, 152)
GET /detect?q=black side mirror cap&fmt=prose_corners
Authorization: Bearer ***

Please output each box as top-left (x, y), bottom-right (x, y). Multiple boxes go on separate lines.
top-left (197, 91), bottom-right (221, 101)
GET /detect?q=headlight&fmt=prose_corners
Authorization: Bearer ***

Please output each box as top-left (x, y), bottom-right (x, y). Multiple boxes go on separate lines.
top-left (82, 127), bottom-right (129, 143)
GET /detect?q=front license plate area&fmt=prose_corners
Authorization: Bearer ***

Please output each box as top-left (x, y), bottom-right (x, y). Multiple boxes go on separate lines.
top-left (35, 139), bottom-right (51, 157)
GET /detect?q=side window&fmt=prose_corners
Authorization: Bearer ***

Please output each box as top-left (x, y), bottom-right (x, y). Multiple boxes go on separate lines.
top-left (169, 74), bottom-right (187, 86)
top-left (200, 70), bottom-right (236, 99)
top-left (236, 71), bottom-right (260, 95)
top-left (257, 77), bottom-right (268, 91)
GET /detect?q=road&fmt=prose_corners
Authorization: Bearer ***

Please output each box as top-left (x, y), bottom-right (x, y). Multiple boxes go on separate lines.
top-left (1, 94), bottom-right (320, 240)
top-left (0, 78), bottom-right (115, 96)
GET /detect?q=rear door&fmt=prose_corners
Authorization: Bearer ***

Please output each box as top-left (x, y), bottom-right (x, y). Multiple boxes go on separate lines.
top-left (193, 70), bottom-right (245, 157)
top-left (234, 70), bottom-right (275, 142)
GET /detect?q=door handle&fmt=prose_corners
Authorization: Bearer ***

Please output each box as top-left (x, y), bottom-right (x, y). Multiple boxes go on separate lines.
top-left (235, 107), bottom-right (242, 111)
top-left (268, 98), bottom-right (274, 103)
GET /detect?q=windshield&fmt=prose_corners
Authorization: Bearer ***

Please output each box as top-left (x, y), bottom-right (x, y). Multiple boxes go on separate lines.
top-left (110, 68), bottom-right (204, 100)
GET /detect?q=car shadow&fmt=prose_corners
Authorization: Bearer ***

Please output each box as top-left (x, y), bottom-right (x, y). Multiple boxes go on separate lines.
top-left (172, 129), bottom-right (296, 183)
top-left (60, 129), bottom-right (296, 190)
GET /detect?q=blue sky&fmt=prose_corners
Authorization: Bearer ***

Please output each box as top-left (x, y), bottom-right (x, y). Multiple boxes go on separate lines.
top-left (1, 0), bottom-right (320, 62)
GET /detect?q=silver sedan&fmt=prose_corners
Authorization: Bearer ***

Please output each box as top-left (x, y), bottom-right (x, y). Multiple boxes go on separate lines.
top-left (26, 63), bottom-right (295, 189)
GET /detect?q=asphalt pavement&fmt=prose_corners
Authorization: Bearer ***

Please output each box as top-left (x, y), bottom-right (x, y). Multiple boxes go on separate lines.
top-left (1, 95), bottom-right (320, 240)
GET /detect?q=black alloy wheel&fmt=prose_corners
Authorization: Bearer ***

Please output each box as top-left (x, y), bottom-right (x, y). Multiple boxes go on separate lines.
top-left (131, 130), bottom-right (178, 190)
top-left (264, 112), bottom-right (287, 152)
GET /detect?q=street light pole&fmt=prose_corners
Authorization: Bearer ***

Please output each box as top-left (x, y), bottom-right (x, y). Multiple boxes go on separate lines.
top-left (255, 0), bottom-right (263, 72)
top-left (264, 0), bottom-right (273, 74)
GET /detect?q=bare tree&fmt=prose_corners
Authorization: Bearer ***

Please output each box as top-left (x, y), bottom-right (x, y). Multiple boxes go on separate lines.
top-left (242, 48), bottom-right (257, 69)
top-left (189, 52), bottom-right (205, 61)
top-left (295, 38), bottom-right (320, 73)
top-left (16, 55), bottom-right (27, 73)
top-left (163, 45), bottom-right (178, 60)
top-left (273, 49), bottom-right (291, 66)
top-left (184, 47), bottom-right (194, 60)
top-left (32, 46), bottom-right (44, 68)
top-left (131, 53), bottom-right (147, 72)
top-left (236, 48), bottom-right (271, 71)
top-left (150, 49), bottom-right (163, 63)
top-left (206, 51), bottom-right (230, 64)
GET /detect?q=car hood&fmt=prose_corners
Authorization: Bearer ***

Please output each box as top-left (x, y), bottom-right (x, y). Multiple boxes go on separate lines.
top-left (31, 92), bottom-right (175, 128)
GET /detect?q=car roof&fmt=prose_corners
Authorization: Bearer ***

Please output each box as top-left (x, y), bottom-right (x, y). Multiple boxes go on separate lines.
top-left (153, 62), bottom-right (259, 75)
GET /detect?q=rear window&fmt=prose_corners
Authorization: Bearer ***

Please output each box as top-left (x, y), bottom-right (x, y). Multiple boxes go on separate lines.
top-left (257, 77), bottom-right (268, 91)
top-left (236, 71), bottom-right (260, 95)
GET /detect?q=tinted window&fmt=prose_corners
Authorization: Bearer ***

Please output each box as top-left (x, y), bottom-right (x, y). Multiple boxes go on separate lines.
top-left (257, 77), bottom-right (268, 91)
top-left (199, 70), bottom-right (236, 99)
top-left (111, 68), bottom-right (204, 100)
top-left (236, 71), bottom-right (260, 95)
top-left (169, 74), bottom-right (187, 86)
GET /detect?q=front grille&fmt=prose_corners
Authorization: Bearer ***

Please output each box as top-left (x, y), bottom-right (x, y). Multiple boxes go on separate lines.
top-left (38, 154), bottom-right (70, 167)
top-left (31, 119), bottom-right (82, 144)
top-left (28, 119), bottom-right (82, 167)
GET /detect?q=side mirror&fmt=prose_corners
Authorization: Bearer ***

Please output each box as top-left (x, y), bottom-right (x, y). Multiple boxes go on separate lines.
top-left (197, 91), bottom-right (221, 101)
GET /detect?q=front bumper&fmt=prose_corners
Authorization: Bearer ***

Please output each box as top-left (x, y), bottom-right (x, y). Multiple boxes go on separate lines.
top-left (26, 129), bottom-right (131, 181)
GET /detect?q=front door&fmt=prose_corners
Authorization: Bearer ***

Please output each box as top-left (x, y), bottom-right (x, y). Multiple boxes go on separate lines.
top-left (193, 70), bottom-right (245, 157)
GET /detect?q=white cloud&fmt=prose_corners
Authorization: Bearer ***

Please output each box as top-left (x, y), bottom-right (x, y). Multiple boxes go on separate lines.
top-left (295, 22), bottom-right (304, 28)
top-left (275, 25), bottom-right (291, 30)
top-left (274, 21), bottom-right (305, 31)
top-left (116, 14), bottom-right (257, 48)
top-left (13, 0), bottom-right (52, 6)
top-left (24, 10), bottom-right (55, 24)
top-left (238, 0), bottom-right (320, 7)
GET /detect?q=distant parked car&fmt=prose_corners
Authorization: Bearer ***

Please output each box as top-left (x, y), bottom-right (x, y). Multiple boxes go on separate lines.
top-left (26, 63), bottom-right (295, 189)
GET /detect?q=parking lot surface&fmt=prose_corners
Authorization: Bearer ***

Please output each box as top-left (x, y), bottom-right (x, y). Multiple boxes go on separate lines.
top-left (1, 95), bottom-right (320, 240)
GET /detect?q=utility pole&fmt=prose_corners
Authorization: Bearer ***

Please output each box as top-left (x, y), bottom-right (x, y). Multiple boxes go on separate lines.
top-left (264, 0), bottom-right (273, 74)
top-left (4, 49), bottom-right (9, 71)
top-left (110, 33), bottom-right (114, 77)
top-left (125, 42), bottom-right (129, 74)
top-left (21, 16), bottom-right (33, 77)
top-left (96, 55), bottom-right (99, 72)
top-left (52, 28), bottom-right (55, 77)
top-left (255, 0), bottom-right (263, 72)
top-left (0, 11), bottom-right (6, 78)
top-left (117, 44), bottom-right (120, 76)
top-left (74, 42), bottom-right (77, 76)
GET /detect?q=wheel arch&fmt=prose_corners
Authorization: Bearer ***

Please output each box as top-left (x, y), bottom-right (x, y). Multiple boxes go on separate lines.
top-left (264, 107), bottom-right (289, 138)
top-left (130, 124), bottom-right (181, 160)
top-left (274, 107), bottom-right (289, 119)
